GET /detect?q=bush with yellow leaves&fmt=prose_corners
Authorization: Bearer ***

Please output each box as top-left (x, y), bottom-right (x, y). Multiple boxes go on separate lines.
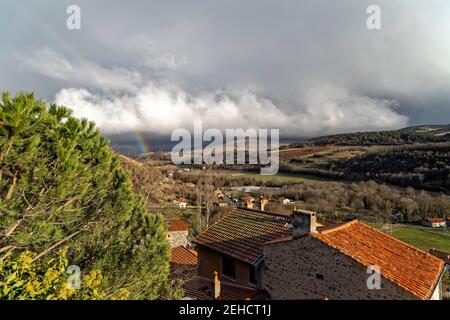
top-left (0, 247), bottom-right (129, 300)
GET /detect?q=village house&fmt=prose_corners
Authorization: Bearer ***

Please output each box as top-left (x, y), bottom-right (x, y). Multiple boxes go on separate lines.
top-left (429, 249), bottom-right (450, 271)
top-left (170, 246), bottom-right (198, 283)
top-left (166, 218), bottom-right (198, 283)
top-left (214, 189), bottom-right (225, 200)
top-left (422, 217), bottom-right (447, 228)
top-left (212, 189), bottom-right (229, 208)
top-left (166, 218), bottom-right (190, 248)
top-left (259, 197), bottom-right (269, 211)
top-left (429, 248), bottom-right (450, 299)
top-left (263, 213), bottom-right (445, 300)
top-left (217, 202), bottom-right (228, 208)
top-left (173, 197), bottom-right (189, 209)
top-left (185, 205), bottom-right (445, 300)
top-left (243, 196), bottom-right (255, 209)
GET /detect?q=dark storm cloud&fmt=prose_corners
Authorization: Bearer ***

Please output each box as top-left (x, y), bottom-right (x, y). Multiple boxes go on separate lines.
top-left (1, 0), bottom-right (449, 136)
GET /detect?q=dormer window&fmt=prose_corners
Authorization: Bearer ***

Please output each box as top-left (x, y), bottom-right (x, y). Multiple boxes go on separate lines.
top-left (222, 256), bottom-right (236, 280)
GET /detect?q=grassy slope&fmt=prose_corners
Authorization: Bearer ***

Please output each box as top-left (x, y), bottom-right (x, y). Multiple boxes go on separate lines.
top-left (390, 227), bottom-right (450, 252)
top-left (371, 223), bottom-right (450, 252)
top-left (226, 171), bottom-right (328, 183)
top-left (117, 153), bottom-right (177, 205)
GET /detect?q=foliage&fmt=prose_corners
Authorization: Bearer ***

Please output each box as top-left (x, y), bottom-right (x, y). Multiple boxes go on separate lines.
top-left (290, 181), bottom-right (449, 222)
top-left (0, 247), bottom-right (129, 300)
top-left (443, 272), bottom-right (450, 300)
top-left (325, 143), bottom-right (450, 192)
top-left (296, 127), bottom-right (450, 147)
top-left (0, 92), bottom-right (178, 299)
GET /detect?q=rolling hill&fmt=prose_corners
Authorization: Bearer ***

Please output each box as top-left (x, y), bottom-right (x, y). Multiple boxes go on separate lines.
top-left (289, 124), bottom-right (450, 147)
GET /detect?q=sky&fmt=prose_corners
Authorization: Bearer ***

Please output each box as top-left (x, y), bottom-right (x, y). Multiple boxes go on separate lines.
top-left (1, 0), bottom-right (450, 139)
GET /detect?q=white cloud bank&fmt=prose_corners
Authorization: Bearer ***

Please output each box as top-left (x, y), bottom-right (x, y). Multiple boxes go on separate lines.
top-left (54, 83), bottom-right (408, 136)
top-left (20, 47), bottom-right (408, 136)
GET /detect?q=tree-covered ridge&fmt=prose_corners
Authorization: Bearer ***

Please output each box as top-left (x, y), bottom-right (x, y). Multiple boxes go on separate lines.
top-left (291, 125), bottom-right (450, 147)
top-left (325, 143), bottom-right (450, 192)
top-left (0, 92), bottom-right (179, 299)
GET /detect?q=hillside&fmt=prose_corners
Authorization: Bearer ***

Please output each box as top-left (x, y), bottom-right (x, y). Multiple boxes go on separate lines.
top-left (290, 125), bottom-right (450, 147)
top-left (262, 126), bottom-right (450, 193)
top-left (117, 154), bottom-right (177, 206)
top-left (324, 143), bottom-right (450, 192)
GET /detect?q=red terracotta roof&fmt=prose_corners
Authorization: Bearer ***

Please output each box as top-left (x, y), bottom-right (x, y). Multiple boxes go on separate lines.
top-left (312, 220), bottom-right (445, 300)
top-left (264, 235), bottom-right (293, 245)
top-left (189, 249), bottom-right (198, 257)
top-left (166, 218), bottom-right (189, 232)
top-left (263, 221), bottom-right (344, 246)
top-left (184, 277), bottom-right (266, 300)
top-left (424, 217), bottom-right (446, 223)
top-left (193, 207), bottom-right (290, 264)
top-left (171, 246), bottom-right (197, 266)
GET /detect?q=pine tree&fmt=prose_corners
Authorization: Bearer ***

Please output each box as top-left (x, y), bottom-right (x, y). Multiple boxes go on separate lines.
top-left (0, 92), bottom-right (178, 299)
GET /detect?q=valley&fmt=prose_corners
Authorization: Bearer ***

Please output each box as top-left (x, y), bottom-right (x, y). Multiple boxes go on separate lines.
top-left (117, 125), bottom-right (450, 255)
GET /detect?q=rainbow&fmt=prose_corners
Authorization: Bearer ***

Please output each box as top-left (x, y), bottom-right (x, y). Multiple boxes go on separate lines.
top-left (16, 3), bottom-right (151, 155)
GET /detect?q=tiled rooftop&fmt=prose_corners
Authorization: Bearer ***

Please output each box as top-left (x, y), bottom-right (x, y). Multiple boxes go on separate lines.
top-left (192, 206), bottom-right (444, 300)
top-left (166, 218), bottom-right (189, 232)
top-left (193, 207), bottom-right (291, 264)
top-left (424, 217), bottom-right (447, 223)
top-left (193, 207), bottom-right (342, 264)
top-left (171, 246), bottom-right (197, 266)
top-left (313, 220), bottom-right (445, 300)
top-left (184, 277), bottom-right (266, 300)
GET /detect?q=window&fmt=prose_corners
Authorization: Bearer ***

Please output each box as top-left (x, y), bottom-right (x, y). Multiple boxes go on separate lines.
top-left (250, 265), bottom-right (258, 285)
top-left (316, 273), bottom-right (324, 280)
top-left (222, 256), bottom-right (236, 279)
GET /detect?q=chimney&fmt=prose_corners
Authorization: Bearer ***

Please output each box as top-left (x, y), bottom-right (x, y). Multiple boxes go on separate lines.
top-left (260, 197), bottom-right (269, 211)
top-left (212, 271), bottom-right (221, 299)
top-left (245, 196), bottom-right (254, 209)
top-left (290, 209), bottom-right (317, 238)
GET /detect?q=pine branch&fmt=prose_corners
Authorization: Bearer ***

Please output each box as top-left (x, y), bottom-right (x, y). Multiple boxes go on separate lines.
top-left (0, 245), bottom-right (16, 254)
top-left (31, 230), bottom-right (82, 263)
top-left (0, 136), bottom-right (15, 181)
top-left (5, 169), bottom-right (18, 200)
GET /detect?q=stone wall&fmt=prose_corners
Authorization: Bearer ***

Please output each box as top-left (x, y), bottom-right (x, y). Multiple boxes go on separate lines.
top-left (262, 235), bottom-right (418, 300)
top-left (167, 230), bottom-right (189, 248)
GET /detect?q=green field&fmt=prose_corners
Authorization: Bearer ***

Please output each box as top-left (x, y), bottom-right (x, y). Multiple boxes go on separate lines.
top-left (371, 223), bottom-right (450, 252)
top-left (226, 171), bottom-right (329, 184)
